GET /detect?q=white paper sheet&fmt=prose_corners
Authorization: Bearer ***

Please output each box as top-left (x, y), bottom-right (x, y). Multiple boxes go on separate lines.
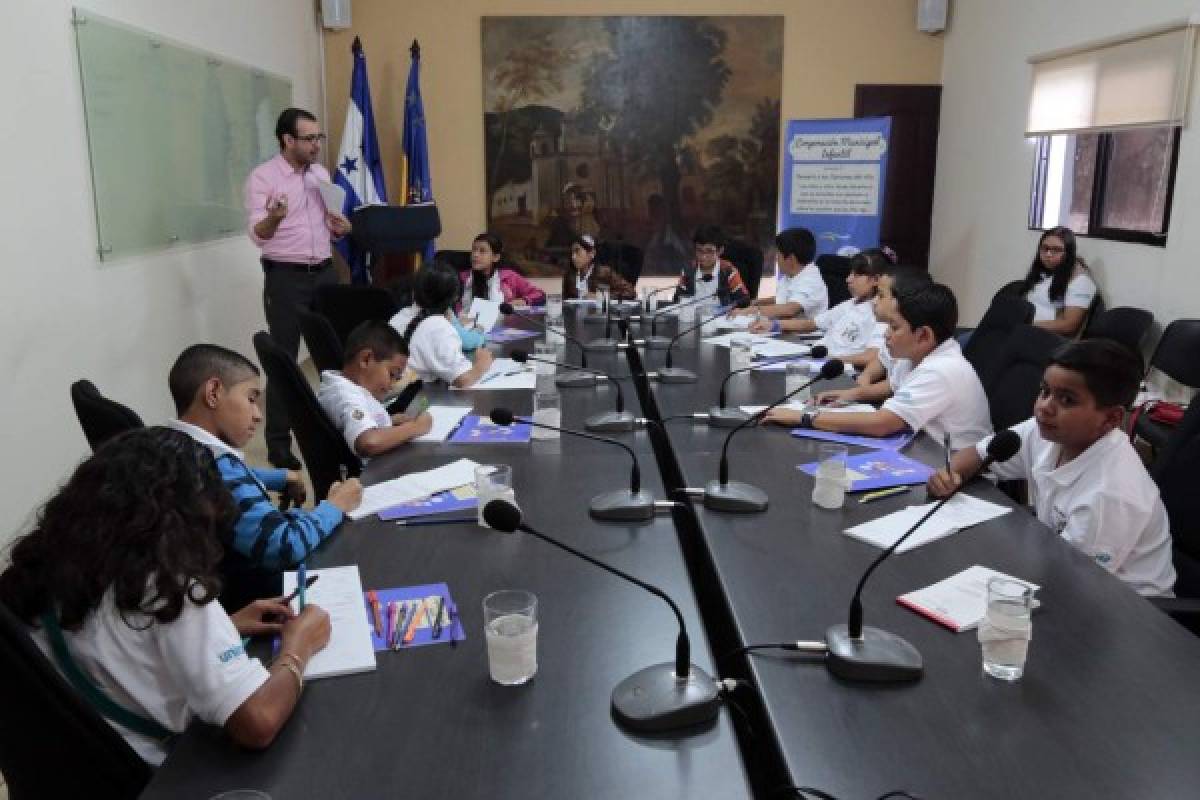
top-left (316, 181), bottom-right (346, 214)
top-left (898, 566), bottom-right (1039, 632)
top-left (452, 358), bottom-right (536, 391)
top-left (843, 493), bottom-right (1012, 554)
top-left (702, 332), bottom-right (781, 348)
top-left (468, 298), bottom-right (502, 332)
top-left (414, 405), bottom-right (473, 442)
top-left (348, 458), bottom-right (483, 519)
top-left (282, 566), bottom-right (375, 679)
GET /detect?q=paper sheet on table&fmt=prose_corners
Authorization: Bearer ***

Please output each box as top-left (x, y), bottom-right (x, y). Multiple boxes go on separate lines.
top-left (712, 315), bottom-right (758, 331)
top-left (283, 566), bottom-right (375, 679)
top-left (348, 458), bottom-right (483, 519)
top-left (843, 493), bottom-right (1012, 554)
top-left (468, 298), bottom-right (502, 332)
top-left (413, 405), bottom-right (473, 442)
top-left (740, 402), bottom-right (808, 415)
top-left (753, 357), bottom-right (857, 376)
top-left (316, 181), bottom-right (346, 214)
top-left (703, 332), bottom-right (781, 348)
top-left (452, 358), bottom-right (536, 391)
top-left (897, 566), bottom-right (1040, 632)
top-left (754, 339), bottom-right (814, 358)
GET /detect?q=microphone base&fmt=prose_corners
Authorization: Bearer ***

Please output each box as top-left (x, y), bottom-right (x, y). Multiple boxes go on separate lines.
top-left (706, 406), bottom-right (751, 427)
top-left (585, 410), bottom-right (637, 433)
top-left (589, 489), bottom-right (656, 522)
top-left (611, 662), bottom-right (721, 733)
top-left (655, 367), bottom-right (698, 384)
top-left (640, 335), bottom-right (674, 350)
top-left (584, 338), bottom-right (622, 353)
top-left (824, 624), bottom-right (923, 683)
top-left (555, 371), bottom-right (599, 389)
top-left (702, 480), bottom-right (768, 513)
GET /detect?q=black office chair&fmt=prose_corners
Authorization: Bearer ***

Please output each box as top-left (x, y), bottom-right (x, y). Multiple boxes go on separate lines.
top-left (1134, 319), bottom-right (1200, 453)
top-left (434, 249), bottom-right (471, 272)
top-left (992, 279), bottom-right (1028, 302)
top-left (815, 254), bottom-right (853, 308)
top-left (598, 241), bottom-right (644, 286)
top-left (69, 380), bottom-right (145, 452)
top-left (983, 324), bottom-right (1066, 432)
top-left (298, 308), bottom-right (345, 375)
top-left (0, 602), bottom-right (152, 799)
top-left (311, 284), bottom-right (398, 346)
top-left (1146, 401), bottom-right (1200, 633)
top-left (963, 294), bottom-right (1037, 390)
top-left (723, 239), bottom-right (764, 299)
top-left (1083, 306), bottom-right (1154, 353)
top-left (252, 331), bottom-right (361, 501)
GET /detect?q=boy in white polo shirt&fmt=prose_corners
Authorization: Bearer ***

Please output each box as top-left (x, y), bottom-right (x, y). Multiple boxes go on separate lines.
top-left (733, 227), bottom-right (828, 321)
top-left (765, 282), bottom-right (993, 451)
top-left (928, 339), bottom-right (1175, 597)
top-left (318, 320), bottom-right (432, 459)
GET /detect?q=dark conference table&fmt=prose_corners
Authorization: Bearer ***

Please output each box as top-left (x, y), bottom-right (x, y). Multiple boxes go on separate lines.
top-left (141, 327), bottom-right (752, 799)
top-left (639, 326), bottom-right (1200, 799)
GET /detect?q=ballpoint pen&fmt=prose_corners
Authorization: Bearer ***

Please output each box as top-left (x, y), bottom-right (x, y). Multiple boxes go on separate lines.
top-left (431, 596), bottom-right (446, 640)
top-left (943, 433), bottom-right (953, 471)
top-left (394, 516), bottom-right (477, 528)
top-left (297, 562), bottom-right (307, 610)
top-left (392, 601), bottom-right (412, 650)
top-left (860, 486), bottom-right (911, 504)
top-left (339, 464), bottom-right (349, 483)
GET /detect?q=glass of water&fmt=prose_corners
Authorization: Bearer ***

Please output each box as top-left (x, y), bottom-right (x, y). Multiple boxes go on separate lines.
top-left (532, 391), bottom-right (561, 440)
top-left (979, 578), bottom-right (1034, 681)
top-left (483, 590), bottom-right (538, 686)
top-left (730, 335), bottom-right (754, 371)
top-left (476, 464), bottom-right (515, 527)
top-left (812, 443), bottom-right (848, 509)
top-left (546, 293), bottom-right (563, 320)
top-left (700, 299), bottom-right (722, 335)
top-left (533, 342), bottom-right (557, 375)
top-left (786, 361), bottom-right (812, 403)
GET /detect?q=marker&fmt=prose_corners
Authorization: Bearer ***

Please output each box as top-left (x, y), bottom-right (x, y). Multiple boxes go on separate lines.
top-left (943, 434), bottom-right (953, 472)
top-left (338, 464), bottom-right (349, 483)
top-left (859, 486), bottom-right (911, 504)
top-left (403, 598), bottom-right (426, 645)
top-left (366, 590), bottom-right (383, 638)
top-left (431, 596), bottom-right (446, 639)
top-left (296, 562), bottom-right (307, 610)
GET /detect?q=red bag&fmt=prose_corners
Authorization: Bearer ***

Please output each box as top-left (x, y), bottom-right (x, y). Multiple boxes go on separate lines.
top-left (1128, 400), bottom-right (1186, 437)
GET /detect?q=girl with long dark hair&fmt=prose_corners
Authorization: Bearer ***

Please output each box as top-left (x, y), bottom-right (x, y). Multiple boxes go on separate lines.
top-left (1020, 226), bottom-right (1097, 337)
top-left (460, 232), bottom-right (546, 308)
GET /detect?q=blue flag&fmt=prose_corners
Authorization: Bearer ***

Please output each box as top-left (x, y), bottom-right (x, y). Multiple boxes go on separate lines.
top-left (402, 41), bottom-right (435, 262)
top-left (334, 37), bottom-right (387, 284)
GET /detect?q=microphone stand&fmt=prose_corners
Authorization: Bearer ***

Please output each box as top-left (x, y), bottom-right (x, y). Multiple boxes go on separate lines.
top-left (650, 299), bottom-right (752, 385)
top-left (707, 347), bottom-right (827, 427)
top-left (503, 304), bottom-right (596, 388)
top-left (514, 352), bottom-right (637, 433)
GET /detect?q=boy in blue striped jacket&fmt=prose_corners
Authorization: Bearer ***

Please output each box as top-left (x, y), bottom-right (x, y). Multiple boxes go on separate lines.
top-left (167, 344), bottom-right (362, 610)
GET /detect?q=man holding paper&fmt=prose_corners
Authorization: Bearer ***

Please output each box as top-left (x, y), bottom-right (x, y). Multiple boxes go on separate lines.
top-left (245, 107), bottom-right (352, 469)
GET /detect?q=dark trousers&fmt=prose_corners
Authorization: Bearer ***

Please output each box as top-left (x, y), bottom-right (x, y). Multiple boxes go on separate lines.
top-left (261, 258), bottom-right (336, 455)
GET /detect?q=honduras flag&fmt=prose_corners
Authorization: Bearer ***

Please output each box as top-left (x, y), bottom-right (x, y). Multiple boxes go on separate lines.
top-left (334, 37), bottom-right (387, 284)
top-left (401, 40), bottom-right (435, 263)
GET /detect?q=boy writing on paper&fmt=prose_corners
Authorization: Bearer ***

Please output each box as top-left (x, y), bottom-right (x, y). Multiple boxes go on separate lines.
top-left (764, 283), bottom-right (992, 450)
top-left (167, 345), bottom-right (362, 611)
top-left (928, 339), bottom-right (1175, 597)
top-left (318, 321), bottom-right (433, 459)
top-left (730, 226), bottom-right (827, 322)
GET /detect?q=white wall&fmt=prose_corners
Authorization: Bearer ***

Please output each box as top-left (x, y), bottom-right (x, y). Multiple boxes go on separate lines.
top-left (931, 0), bottom-right (1200, 333)
top-left (0, 1), bottom-right (323, 545)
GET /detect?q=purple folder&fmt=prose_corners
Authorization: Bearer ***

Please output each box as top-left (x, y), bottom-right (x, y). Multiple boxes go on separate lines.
top-left (790, 428), bottom-right (915, 451)
top-left (377, 489), bottom-right (477, 521)
top-left (797, 450), bottom-right (933, 492)
top-left (449, 414), bottom-right (532, 444)
top-left (364, 582), bottom-right (465, 651)
top-left (487, 327), bottom-right (542, 343)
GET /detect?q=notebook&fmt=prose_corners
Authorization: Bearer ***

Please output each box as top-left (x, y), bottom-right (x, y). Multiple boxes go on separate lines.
top-left (897, 566), bottom-right (1040, 632)
top-left (843, 493), bottom-right (1012, 553)
top-left (282, 566), bottom-right (376, 679)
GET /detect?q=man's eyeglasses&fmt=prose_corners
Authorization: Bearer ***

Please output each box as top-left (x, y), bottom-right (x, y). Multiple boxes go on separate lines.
top-left (293, 133), bottom-right (327, 144)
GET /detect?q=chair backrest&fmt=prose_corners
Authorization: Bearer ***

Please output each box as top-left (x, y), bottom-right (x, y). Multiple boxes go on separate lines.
top-left (1152, 400), bottom-right (1200, 597)
top-left (815, 254), bottom-right (853, 308)
top-left (983, 324), bottom-right (1065, 432)
top-left (1147, 319), bottom-right (1200, 389)
top-left (1083, 306), bottom-right (1154, 353)
top-left (311, 284), bottom-right (398, 345)
top-left (598, 241), bottom-right (644, 286)
top-left (433, 249), bottom-right (471, 272)
top-left (992, 279), bottom-right (1028, 303)
top-left (0, 602), bottom-right (152, 799)
top-left (723, 240), bottom-right (764, 299)
top-left (297, 309), bottom-right (345, 375)
top-left (963, 294), bottom-right (1037, 389)
top-left (252, 331), bottom-right (361, 500)
top-left (69, 380), bottom-right (145, 452)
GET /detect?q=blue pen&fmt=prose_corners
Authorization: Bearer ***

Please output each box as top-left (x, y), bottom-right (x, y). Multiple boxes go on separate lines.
top-left (297, 562), bottom-right (307, 610)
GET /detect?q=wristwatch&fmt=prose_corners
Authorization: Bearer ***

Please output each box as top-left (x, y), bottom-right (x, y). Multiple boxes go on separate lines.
top-left (799, 411), bottom-right (817, 428)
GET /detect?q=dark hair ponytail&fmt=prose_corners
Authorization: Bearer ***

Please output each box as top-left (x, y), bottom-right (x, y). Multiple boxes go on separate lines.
top-left (1022, 226), bottom-right (1079, 304)
top-left (403, 262), bottom-right (461, 349)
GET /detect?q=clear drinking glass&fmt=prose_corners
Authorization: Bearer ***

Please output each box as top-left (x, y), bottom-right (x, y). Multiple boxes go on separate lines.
top-left (700, 299), bottom-right (722, 335)
top-left (532, 391), bottom-right (561, 440)
top-left (483, 590), bottom-right (538, 686)
top-left (980, 578), bottom-right (1034, 681)
top-left (786, 361), bottom-right (812, 403)
top-left (812, 444), bottom-right (848, 509)
top-left (533, 342), bottom-right (557, 375)
top-left (730, 335), bottom-right (754, 371)
top-left (476, 465), bottom-right (515, 527)
top-left (546, 292), bottom-right (563, 319)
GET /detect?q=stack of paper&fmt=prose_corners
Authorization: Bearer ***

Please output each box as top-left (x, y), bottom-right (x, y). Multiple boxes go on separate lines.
top-left (348, 458), bottom-right (482, 520)
top-left (282, 566), bottom-right (376, 679)
top-left (843, 493), bottom-right (1012, 553)
top-left (413, 406), bottom-right (473, 442)
top-left (897, 566), bottom-right (1039, 632)
top-left (453, 358), bottom-right (536, 391)
top-left (467, 298), bottom-right (502, 332)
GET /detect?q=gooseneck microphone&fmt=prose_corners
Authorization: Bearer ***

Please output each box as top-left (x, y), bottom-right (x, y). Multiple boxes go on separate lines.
top-left (500, 302), bottom-right (595, 387)
top-left (824, 429), bottom-right (1023, 682)
top-left (583, 293), bottom-right (626, 352)
top-left (698, 358), bottom-right (844, 512)
top-left (489, 408), bottom-right (654, 520)
top-left (707, 345), bottom-right (829, 427)
top-left (640, 289), bottom-right (710, 349)
top-left (482, 498), bottom-right (721, 732)
top-left (650, 298), bottom-right (752, 384)
top-left (509, 350), bottom-right (635, 432)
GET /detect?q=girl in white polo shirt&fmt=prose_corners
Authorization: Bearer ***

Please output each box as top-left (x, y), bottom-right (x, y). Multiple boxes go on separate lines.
top-left (1019, 226), bottom-right (1097, 338)
top-left (390, 262), bottom-right (494, 387)
top-left (0, 427), bottom-right (332, 765)
top-left (929, 339), bottom-right (1175, 597)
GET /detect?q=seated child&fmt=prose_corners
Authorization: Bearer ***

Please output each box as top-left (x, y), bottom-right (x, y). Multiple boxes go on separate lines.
top-left (765, 282), bottom-right (993, 451)
top-left (928, 339), bottom-right (1175, 597)
top-left (733, 226), bottom-right (827, 321)
top-left (318, 320), bottom-right (433, 459)
top-left (460, 232), bottom-right (546, 308)
top-left (562, 233), bottom-right (638, 301)
top-left (673, 224), bottom-right (750, 306)
top-left (166, 344), bottom-right (362, 609)
top-left (0, 427), bottom-right (331, 764)
top-left (390, 262), bottom-right (495, 387)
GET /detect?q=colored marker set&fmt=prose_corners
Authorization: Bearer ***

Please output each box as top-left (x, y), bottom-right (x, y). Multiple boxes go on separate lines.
top-left (363, 582), bottom-right (465, 652)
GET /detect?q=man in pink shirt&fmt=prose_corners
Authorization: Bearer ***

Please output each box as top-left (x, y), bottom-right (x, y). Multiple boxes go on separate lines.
top-left (245, 108), bottom-right (351, 469)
